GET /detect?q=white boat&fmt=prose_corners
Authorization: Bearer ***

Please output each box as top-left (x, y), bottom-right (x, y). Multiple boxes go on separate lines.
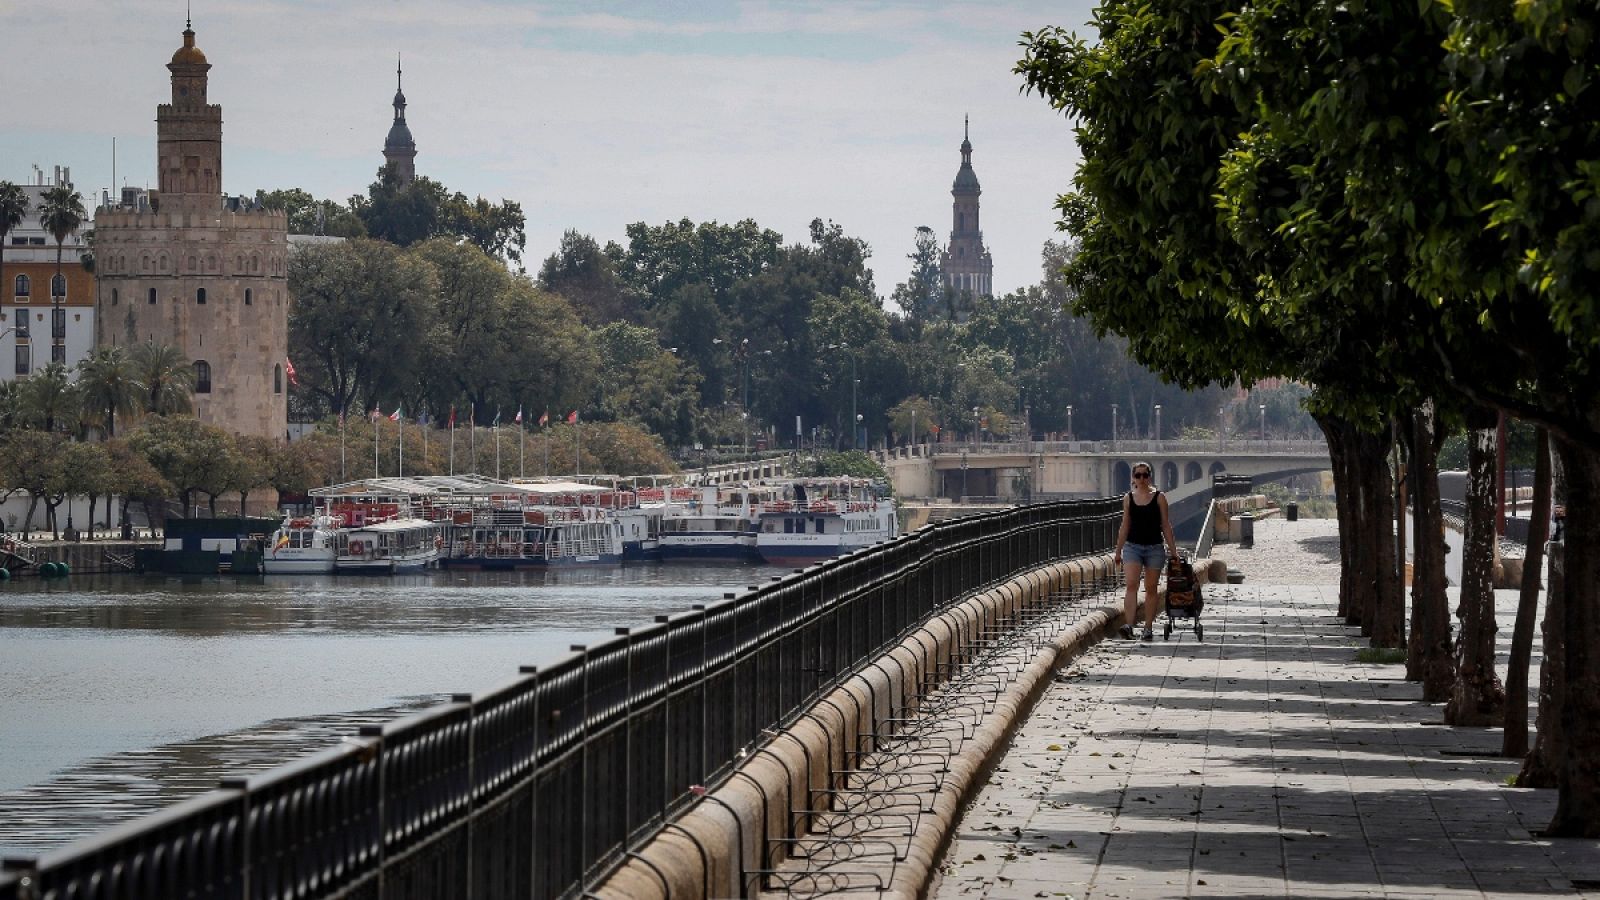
top-left (659, 486), bottom-right (769, 562)
top-left (755, 479), bottom-right (899, 566)
top-left (262, 513), bottom-right (341, 574)
top-left (336, 517), bottom-right (443, 574)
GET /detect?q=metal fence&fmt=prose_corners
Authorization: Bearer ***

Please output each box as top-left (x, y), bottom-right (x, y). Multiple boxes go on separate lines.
top-left (1213, 474), bottom-right (1255, 500)
top-left (0, 499), bottom-right (1121, 900)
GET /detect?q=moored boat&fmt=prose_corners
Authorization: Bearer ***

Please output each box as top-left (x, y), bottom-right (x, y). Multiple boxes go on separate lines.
top-left (335, 517), bottom-right (443, 573)
top-left (755, 478), bottom-right (898, 566)
top-left (658, 485), bottom-right (772, 562)
top-left (263, 513), bottom-right (341, 574)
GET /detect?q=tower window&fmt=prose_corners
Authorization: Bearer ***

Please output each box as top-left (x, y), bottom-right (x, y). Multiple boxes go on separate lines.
top-left (148, 288), bottom-right (157, 305)
top-left (244, 289), bottom-right (252, 306)
top-left (14, 309), bottom-right (28, 338)
top-left (111, 289), bottom-right (119, 306)
top-left (274, 364), bottom-right (282, 394)
top-left (13, 274), bottom-right (29, 297)
top-left (194, 360), bottom-right (212, 394)
top-left (196, 288), bottom-right (207, 305)
top-left (51, 275), bottom-right (66, 298)
top-left (15, 344), bottom-right (29, 376)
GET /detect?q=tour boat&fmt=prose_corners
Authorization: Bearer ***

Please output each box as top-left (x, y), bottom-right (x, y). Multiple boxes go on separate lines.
top-left (440, 506), bottom-right (624, 569)
top-left (658, 485), bottom-right (774, 562)
top-left (755, 479), bottom-right (899, 566)
top-left (262, 513), bottom-right (341, 574)
top-left (335, 517), bottom-right (444, 574)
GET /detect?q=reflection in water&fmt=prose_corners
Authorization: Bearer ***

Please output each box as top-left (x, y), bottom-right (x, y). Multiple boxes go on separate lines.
top-left (0, 565), bottom-right (788, 857)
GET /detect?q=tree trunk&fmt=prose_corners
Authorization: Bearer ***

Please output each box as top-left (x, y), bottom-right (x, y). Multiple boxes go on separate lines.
top-left (88, 494), bottom-right (99, 539)
top-left (1318, 415), bottom-right (1357, 622)
top-left (1367, 425), bottom-right (1405, 648)
top-left (1408, 402), bottom-right (1454, 700)
top-left (1446, 407), bottom-right (1507, 726)
top-left (23, 494), bottom-right (39, 536)
top-left (1347, 431), bottom-right (1380, 635)
top-left (1547, 435), bottom-right (1600, 836)
top-left (180, 489), bottom-right (193, 518)
top-left (1504, 426), bottom-right (1550, 758)
top-left (1520, 508), bottom-right (1564, 788)
top-left (208, 494), bottom-right (218, 517)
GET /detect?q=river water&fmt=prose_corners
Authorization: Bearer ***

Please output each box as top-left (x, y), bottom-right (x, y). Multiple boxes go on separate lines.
top-left (0, 564), bottom-right (788, 858)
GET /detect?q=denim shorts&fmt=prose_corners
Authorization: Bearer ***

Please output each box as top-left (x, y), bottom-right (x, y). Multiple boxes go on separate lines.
top-left (1122, 542), bottom-right (1166, 569)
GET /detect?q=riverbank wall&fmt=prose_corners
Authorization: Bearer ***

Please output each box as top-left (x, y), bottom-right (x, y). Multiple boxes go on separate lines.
top-left (593, 552), bottom-right (1120, 899)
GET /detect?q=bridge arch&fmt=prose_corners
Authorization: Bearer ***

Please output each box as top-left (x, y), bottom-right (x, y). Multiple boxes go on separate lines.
top-left (1111, 460), bottom-right (1132, 491)
top-left (1160, 461), bottom-right (1179, 491)
top-left (1209, 461), bottom-right (1228, 478)
top-left (1185, 461), bottom-right (1203, 483)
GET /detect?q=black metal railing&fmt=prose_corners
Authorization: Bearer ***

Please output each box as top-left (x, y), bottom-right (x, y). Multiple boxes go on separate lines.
top-left (1213, 474), bottom-right (1255, 500)
top-left (0, 498), bottom-right (1120, 900)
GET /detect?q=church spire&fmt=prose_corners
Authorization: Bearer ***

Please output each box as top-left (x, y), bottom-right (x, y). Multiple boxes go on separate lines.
top-left (383, 53), bottom-right (417, 185)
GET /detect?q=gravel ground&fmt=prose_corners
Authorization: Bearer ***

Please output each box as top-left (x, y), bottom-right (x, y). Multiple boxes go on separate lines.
top-left (1210, 516), bottom-right (1342, 586)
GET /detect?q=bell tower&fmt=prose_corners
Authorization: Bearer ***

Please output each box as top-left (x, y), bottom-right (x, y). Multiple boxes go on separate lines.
top-left (157, 17), bottom-right (222, 197)
top-left (940, 116), bottom-right (994, 314)
top-left (383, 56), bottom-right (418, 185)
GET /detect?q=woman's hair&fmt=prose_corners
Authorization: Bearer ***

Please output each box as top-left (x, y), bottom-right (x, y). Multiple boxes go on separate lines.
top-left (1131, 460), bottom-right (1153, 477)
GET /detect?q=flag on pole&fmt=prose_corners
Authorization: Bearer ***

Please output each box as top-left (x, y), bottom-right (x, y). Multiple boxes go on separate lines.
top-left (370, 402), bottom-right (380, 422)
top-left (514, 407), bottom-right (523, 425)
top-left (567, 410), bottom-right (578, 424)
top-left (284, 357), bottom-right (299, 387)
top-left (538, 410), bottom-right (549, 427)
top-left (492, 409), bottom-right (501, 427)
top-left (389, 406), bottom-right (402, 422)
top-left (447, 406), bottom-right (456, 428)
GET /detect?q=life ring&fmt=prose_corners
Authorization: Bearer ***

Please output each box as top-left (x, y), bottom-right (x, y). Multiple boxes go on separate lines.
top-left (434, 536), bottom-right (443, 550)
top-left (349, 539), bottom-right (366, 555)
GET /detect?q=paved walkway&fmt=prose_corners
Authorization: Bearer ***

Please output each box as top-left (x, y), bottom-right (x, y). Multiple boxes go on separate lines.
top-left (934, 517), bottom-right (1600, 899)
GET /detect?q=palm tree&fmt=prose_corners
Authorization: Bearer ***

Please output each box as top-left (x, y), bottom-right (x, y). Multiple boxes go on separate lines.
top-left (131, 340), bottom-right (196, 415)
top-left (77, 346), bottom-right (140, 438)
top-left (37, 185), bottom-right (85, 365)
top-left (19, 362), bottom-right (81, 433)
top-left (0, 181), bottom-right (27, 312)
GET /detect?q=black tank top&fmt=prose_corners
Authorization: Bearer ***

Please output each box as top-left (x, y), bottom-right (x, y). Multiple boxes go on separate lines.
top-left (1127, 491), bottom-right (1163, 544)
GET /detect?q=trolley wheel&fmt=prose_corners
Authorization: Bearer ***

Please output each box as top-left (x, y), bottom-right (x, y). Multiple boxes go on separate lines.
top-left (1195, 621), bottom-right (1204, 641)
top-left (1163, 620), bottom-right (1172, 640)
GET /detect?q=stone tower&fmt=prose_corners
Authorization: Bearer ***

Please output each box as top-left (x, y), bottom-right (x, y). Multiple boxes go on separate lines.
top-left (383, 57), bottom-right (417, 185)
top-left (940, 117), bottom-right (993, 308)
top-left (93, 20), bottom-right (290, 441)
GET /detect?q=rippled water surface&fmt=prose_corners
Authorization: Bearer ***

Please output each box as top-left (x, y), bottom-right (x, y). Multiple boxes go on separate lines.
top-left (0, 565), bottom-right (787, 857)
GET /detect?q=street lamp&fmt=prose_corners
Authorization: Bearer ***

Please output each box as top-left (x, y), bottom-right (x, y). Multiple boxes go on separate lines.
top-left (1259, 403), bottom-right (1267, 441)
top-left (827, 342), bottom-right (857, 449)
top-left (1111, 403), bottom-right (1118, 444)
top-left (1154, 404), bottom-right (1162, 442)
top-left (1066, 404), bottom-right (1074, 441)
top-left (972, 406), bottom-right (981, 448)
top-left (1218, 405), bottom-right (1226, 447)
top-left (961, 450), bottom-right (969, 501)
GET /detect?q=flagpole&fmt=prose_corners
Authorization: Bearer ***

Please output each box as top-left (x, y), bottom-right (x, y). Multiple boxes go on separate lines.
top-left (575, 415), bottom-right (581, 477)
top-left (374, 412), bottom-right (380, 478)
top-left (519, 424), bottom-right (525, 479)
top-left (339, 404), bottom-right (347, 481)
top-left (543, 424), bottom-right (549, 476)
top-left (469, 405), bottom-right (477, 474)
top-left (398, 413), bottom-right (404, 478)
top-left (494, 423), bottom-right (501, 480)
top-left (449, 412), bottom-right (456, 476)
top-left (421, 415), bottom-right (428, 470)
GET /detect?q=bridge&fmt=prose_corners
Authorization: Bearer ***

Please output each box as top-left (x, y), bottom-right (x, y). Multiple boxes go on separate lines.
top-left (878, 438), bottom-right (1332, 534)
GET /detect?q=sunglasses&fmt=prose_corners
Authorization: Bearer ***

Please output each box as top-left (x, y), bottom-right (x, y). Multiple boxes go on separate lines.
top-left (1133, 471), bottom-right (1151, 479)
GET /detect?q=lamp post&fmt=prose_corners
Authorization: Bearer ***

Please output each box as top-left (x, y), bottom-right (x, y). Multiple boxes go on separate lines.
top-left (1218, 405), bottom-right (1226, 448)
top-left (1111, 403), bottom-right (1118, 445)
top-left (972, 406), bottom-right (980, 448)
top-left (1067, 404), bottom-right (1074, 441)
top-left (1259, 403), bottom-right (1267, 441)
top-left (827, 342), bottom-right (857, 449)
top-left (961, 450), bottom-right (969, 501)
top-left (1154, 404), bottom-right (1162, 442)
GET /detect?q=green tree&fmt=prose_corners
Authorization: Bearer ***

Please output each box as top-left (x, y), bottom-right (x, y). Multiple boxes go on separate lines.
top-left (77, 346), bottom-right (140, 437)
top-left (591, 322), bottom-right (700, 445)
top-left (538, 230), bottom-right (639, 325)
top-left (1, 429), bottom-right (67, 535)
top-left (106, 438), bottom-right (172, 531)
top-left (890, 226), bottom-right (945, 328)
top-left (355, 169), bottom-right (527, 265)
top-left (255, 187), bottom-right (366, 237)
top-left (18, 362), bottom-right (80, 433)
top-left (287, 238), bottom-right (434, 417)
top-left (48, 441), bottom-right (111, 538)
top-left (129, 416), bottom-right (237, 517)
top-left (130, 340), bottom-right (195, 415)
top-left (0, 181), bottom-right (27, 315)
top-left (227, 434), bottom-right (279, 514)
top-left (36, 184), bottom-right (84, 364)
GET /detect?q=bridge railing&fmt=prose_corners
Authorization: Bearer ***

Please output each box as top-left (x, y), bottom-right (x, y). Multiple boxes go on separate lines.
top-left (0, 498), bottom-right (1122, 900)
top-left (906, 438), bottom-right (1328, 457)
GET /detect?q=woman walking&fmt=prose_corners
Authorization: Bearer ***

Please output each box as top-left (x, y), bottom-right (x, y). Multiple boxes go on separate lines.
top-left (1114, 462), bottom-right (1179, 641)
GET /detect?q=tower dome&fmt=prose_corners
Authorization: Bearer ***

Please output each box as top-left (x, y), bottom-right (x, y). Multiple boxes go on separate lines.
top-left (170, 23), bottom-right (208, 66)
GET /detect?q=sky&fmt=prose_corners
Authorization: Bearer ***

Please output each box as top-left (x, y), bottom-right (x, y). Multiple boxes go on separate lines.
top-left (1, 0), bottom-right (1098, 297)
